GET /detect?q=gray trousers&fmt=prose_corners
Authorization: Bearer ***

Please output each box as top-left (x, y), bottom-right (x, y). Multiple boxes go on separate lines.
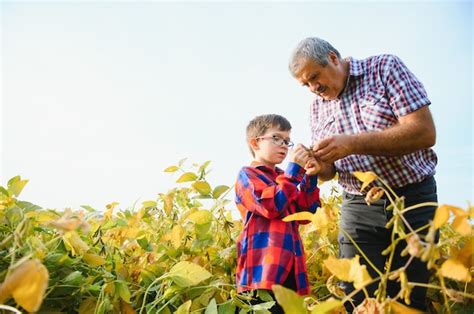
top-left (339, 176), bottom-right (437, 311)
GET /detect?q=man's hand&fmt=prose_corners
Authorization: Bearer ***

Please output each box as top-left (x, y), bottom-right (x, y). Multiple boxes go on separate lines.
top-left (313, 134), bottom-right (353, 163)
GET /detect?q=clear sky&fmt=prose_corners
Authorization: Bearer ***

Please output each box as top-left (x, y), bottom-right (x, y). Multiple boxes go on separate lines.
top-left (1, 1), bottom-right (472, 214)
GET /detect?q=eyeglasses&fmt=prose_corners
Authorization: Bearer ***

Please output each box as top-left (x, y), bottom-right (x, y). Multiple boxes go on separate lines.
top-left (257, 135), bottom-right (294, 148)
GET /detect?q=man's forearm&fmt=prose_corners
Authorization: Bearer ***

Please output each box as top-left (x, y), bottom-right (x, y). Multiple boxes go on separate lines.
top-left (350, 121), bottom-right (435, 157)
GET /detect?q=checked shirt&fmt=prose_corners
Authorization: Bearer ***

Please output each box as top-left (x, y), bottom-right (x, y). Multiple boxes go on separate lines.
top-left (235, 161), bottom-right (320, 295)
top-left (310, 54), bottom-right (437, 194)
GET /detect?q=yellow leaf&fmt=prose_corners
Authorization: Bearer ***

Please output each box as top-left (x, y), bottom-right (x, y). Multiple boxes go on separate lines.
top-left (457, 239), bottom-right (473, 267)
top-left (26, 210), bottom-right (59, 223)
top-left (7, 176), bottom-right (29, 197)
top-left (175, 300), bottom-right (192, 314)
top-left (171, 225), bottom-right (184, 249)
top-left (168, 261), bottom-right (212, 288)
top-left (271, 284), bottom-right (307, 314)
top-left (313, 208), bottom-right (330, 235)
top-left (439, 259), bottom-right (472, 282)
top-left (192, 181), bottom-right (211, 195)
top-left (176, 172), bottom-right (198, 183)
top-left (451, 216), bottom-right (471, 236)
top-left (0, 259), bottom-right (49, 312)
top-left (104, 201), bottom-right (119, 220)
top-left (446, 205), bottom-right (469, 217)
top-left (310, 298), bottom-right (342, 313)
top-left (352, 171), bottom-right (378, 191)
top-left (78, 298), bottom-right (97, 314)
top-left (49, 208), bottom-right (87, 232)
top-left (188, 210), bottom-right (212, 225)
top-left (63, 231), bottom-right (90, 256)
top-left (282, 211), bottom-right (314, 222)
top-left (349, 256), bottom-right (372, 289)
top-left (433, 205), bottom-right (450, 229)
top-left (164, 165), bottom-right (179, 172)
top-left (160, 190), bottom-right (175, 216)
top-left (115, 281), bottom-right (131, 303)
top-left (83, 253), bottom-right (106, 267)
top-left (212, 185), bottom-right (229, 199)
top-left (324, 255), bottom-right (351, 281)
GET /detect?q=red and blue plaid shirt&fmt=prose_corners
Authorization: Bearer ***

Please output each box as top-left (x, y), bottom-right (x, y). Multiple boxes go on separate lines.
top-left (310, 54), bottom-right (437, 194)
top-left (235, 161), bottom-right (320, 295)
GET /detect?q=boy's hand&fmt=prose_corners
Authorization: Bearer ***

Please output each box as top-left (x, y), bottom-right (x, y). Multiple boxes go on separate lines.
top-left (289, 144), bottom-right (310, 168)
top-left (305, 157), bottom-right (321, 176)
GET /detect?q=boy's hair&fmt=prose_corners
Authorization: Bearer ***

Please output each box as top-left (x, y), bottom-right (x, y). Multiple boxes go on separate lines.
top-left (246, 114), bottom-right (292, 157)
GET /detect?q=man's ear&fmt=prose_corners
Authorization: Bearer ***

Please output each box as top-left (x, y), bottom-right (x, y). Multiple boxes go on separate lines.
top-left (328, 51), bottom-right (340, 66)
top-left (249, 138), bottom-right (259, 152)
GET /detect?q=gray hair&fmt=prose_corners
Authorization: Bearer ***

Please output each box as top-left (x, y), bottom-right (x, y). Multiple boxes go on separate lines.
top-left (288, 37), bottom-right (341, 76)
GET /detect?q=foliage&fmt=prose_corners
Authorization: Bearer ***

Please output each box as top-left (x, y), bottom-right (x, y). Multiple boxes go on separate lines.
top-left (0, 163), bottom-right (472, 313)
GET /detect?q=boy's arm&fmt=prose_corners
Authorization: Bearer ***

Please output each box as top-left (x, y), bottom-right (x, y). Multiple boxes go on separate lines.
top-left (235, 164), bottom-right (305, 220)
top-left (297, 174), bottom-right (320, 214)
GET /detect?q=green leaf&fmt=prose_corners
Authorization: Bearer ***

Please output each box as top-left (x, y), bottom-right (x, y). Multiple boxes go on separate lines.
top-left (192, 181), bottom-right (212, 195)
top-left (175, 300), bottom-right (192, 314)
top-left (0, 186), bottom-right (9, 196)
top-left (205, 298), bottom-right (218, 314)
top-left (63, 271), bottom-right (84, 286)
top-left (218, 302), bottom-right (236, 314)
top-left (252, 301), bottom-right (275, 313)
top-left (199, 160), bottom-right (212, 174)
top-left (81, 205), bottom-right (97, 212)
top-left (7, 176), bottom-right (28, 197)
top-left (164, 165), bottom-right (179, 173)
top-left (137, 238), bottom-right (152, 251)
top-left (168, 261), bottom-right (212, 288)
top-left (141, 200), bottom-right (157, 209)
top-left (272, 285), bottom-right (307, 314)
top-left (188, 210), bottom-right (212, 225)
top-left (257, 289), bottom-right (274, 302)
top-left (176, 172), bottom-right (198, 183)
top-left (212, 185), bottom-right (229, 199)
top-left (115, 281), bottom-right (131, 303)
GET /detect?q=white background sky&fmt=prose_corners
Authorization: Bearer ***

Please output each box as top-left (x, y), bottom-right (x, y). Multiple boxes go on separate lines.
top-left (1, 0), bottom-right (473, 214)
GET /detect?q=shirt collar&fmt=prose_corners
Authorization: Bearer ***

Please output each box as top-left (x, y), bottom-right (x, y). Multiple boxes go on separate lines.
top-left (250, 161), bottom-right (284, 175)
top-left (347, 57), bottom-right (364, 77)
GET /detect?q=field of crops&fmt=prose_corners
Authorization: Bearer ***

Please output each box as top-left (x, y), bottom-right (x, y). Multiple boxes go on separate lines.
top-left (0, 160), bottom-right (472, 313)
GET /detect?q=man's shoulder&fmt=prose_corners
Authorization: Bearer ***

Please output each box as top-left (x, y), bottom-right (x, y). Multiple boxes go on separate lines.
top-left (361, 54), bottom-right (402, 71)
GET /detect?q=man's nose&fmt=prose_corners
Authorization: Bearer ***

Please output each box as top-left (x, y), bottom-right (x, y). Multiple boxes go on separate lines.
top-left (309, 82), bottom-right (319, 94)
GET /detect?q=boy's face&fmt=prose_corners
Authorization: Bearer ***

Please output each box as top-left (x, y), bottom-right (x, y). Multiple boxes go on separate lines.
top-left (250, 127), bottom-right (291, 167)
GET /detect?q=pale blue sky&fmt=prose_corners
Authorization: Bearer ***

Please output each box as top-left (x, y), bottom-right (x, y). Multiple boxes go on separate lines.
top-left (1, 1), bottom-right (472, 213)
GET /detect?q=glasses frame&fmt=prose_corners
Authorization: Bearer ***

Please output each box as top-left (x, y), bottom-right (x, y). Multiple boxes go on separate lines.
top-left (256, 135), bottom-right (294, 148)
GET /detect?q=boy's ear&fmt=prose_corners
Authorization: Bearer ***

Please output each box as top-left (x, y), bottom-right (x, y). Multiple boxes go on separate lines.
top-left (249, 138), bottom-right (259, 152)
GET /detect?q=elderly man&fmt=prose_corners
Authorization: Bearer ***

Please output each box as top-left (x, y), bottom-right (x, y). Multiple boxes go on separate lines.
top-left (289, 37), bottom-right (438, 311)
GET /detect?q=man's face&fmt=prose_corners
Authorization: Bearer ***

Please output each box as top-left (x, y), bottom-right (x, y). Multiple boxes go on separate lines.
top-left (294, 52), bottom-right (346, 101)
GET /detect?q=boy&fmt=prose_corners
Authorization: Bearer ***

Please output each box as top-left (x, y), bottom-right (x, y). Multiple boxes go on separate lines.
top-left (235, 114), bottom-right (320, 313)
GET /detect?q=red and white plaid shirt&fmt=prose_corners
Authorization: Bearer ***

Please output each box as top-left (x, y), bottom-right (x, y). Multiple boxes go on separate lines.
top-left (310, 55), bottom-right (437, 194)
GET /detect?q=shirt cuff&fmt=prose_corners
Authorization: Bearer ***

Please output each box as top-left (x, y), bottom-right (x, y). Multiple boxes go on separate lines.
top-left (285, 162), bottom-right (305, 182)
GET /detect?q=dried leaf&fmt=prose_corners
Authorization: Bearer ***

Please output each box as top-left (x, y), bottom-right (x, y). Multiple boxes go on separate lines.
top-left (0, 259), bottom-right (49, 312)
top-left (353, 171), bottom-right (378, 191)
top-left (433, 205), bottom-right (450, 229)
top-left (365, 187), bottom-right (384, 204)
top-left (451, 216), bottom-right (471, 236)
top-left (439, 259), bottom-right (472, 282)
